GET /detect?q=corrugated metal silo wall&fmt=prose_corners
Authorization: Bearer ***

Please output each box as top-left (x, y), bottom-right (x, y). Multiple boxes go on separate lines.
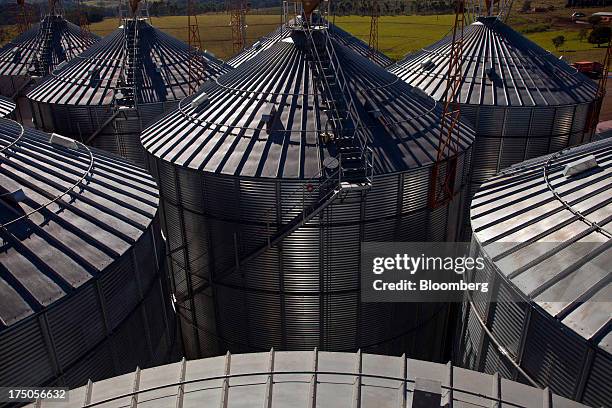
top-left (30, 101), bottom-right (178, 168)
top-left (458, 238), bottom-right (611, 406)
top-left (147, 146), bottom-right (472, 361)
top-left (0, 217), bottom-right (179, 396)
top-left (463, 103), bottom-right (594, 200)
top-left (0, 75), bottom-right (36, 125)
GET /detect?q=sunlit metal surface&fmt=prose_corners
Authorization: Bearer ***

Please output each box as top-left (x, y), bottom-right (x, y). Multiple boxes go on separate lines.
top-left (0, 118), bottom-right (178, 389)
top-left (142, 28), bottom-right (476, 359)
top-left (27, 18), bottom-right (231, 167)
top-left (390, 16), bottom-right (598, 212)
top-left (459, 138), bottom-right (612, 406)
top-left (32, 350), bottom-right (590, 408)
top-left (0, 96), bottom-right (15, 118)
top-left (227, 23), bottom-right (394, 68)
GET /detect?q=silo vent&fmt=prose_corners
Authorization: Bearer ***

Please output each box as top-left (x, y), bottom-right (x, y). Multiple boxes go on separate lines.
top-left (190, 92), bottom-right (210, 110)
top-left (563, 155), bottom-right (599, 177)
top-left (412, 378), bottom-right (442, 408)
top-left (421, 59), bottom-right (435, 70)
top-left (50, 133), bottom-right (78, 149)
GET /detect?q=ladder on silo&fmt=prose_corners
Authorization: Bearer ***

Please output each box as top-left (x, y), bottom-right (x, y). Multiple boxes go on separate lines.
top-left (115, 17), bottom-right (140, 109)
top-left (303, 12), bottom-right (373, 190)
top-left (30, 16), bottom-right (54, 76)
top-left (175, 2), bottom-right (374, 303)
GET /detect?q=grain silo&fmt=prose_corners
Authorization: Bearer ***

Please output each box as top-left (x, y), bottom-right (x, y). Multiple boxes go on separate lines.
top-left (0, 0), bottom-right (98, 124)
top-left (31, 350), bottom-right (590, 408)
top-left (227, 21), bottom-right (393, 68)
top-left (0, 96), bottom-right (16, 118)
top-left (0, 117), bottom-right (178, 389)
top-left (459, 138), bottom-right (612, 407)
top-left (27, 7), bottom-right (230, 168)
top-left (389, 16), bottom-right (598, 204)
top-left (141, 3), bottom-right (475, 360)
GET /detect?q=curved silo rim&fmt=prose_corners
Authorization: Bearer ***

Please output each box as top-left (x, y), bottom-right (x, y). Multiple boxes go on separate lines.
top-left (43, 350), bottom-right (591, 408)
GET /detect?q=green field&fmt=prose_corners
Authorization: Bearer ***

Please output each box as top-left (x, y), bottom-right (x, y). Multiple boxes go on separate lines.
top-left (89, 14), bottom-right (455, 61)
top-left (84, 10), bottom-right (608, 63)
top-left (89, 13), bottom-right (282, 60)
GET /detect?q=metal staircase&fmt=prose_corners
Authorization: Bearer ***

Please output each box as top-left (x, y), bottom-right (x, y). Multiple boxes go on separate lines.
top-left (176, 1), bottom-right (374, 302)
top-left (303, 12), bottom-right (373, 190)
top-left (30, 0), bottom-right (65, 76)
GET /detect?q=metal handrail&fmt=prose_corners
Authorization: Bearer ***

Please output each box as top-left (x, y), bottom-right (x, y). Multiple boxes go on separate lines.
top-left (303, 17), bottom-right (368, 159)
top-left (114, 14), bottom-right (140, 109)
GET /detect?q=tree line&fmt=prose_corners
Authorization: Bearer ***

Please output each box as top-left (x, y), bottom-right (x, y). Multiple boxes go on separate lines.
top-left (0, 0), bottom-right (456, 24)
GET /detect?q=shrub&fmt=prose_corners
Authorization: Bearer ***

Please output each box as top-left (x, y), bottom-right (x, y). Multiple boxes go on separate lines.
top-left (589, 26), bottom-right (612, 47)
top-left (552, 35), bottom-right (565, 50)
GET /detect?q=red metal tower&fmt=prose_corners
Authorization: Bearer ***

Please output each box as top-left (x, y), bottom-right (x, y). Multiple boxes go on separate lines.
top-left (187, 0), bottom-right (204, 94)
top-left (586, 40), bottom-right (612, 134)
top-left (76, 0), bottom-right (92, 41)
top-left (428, 0), bottom-right (465, 209)
top-left (15, 0), bottom-right (31, 34)
top-left (368, 0), bottom-right (379, 58)
top-left (227, 0), bottom-right (248, 54)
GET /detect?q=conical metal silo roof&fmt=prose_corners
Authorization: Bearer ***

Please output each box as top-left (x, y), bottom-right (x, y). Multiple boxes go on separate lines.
top-left (389, 16), bottom-right (597, 106)
top-left (0, 96), bottom-right (15, 117)
top-left (27, 18), bottom-right (231, 107)
top-left (227, 22), bottom-right (394, 68)
top-left (464, 138), bottom-right (612, 405)
top-left (0, 117), bottom-right (160, 329)
top-left (0, 15), bottom-right (98, 78)
top-left (141, 29), bottom-right (475, 179)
